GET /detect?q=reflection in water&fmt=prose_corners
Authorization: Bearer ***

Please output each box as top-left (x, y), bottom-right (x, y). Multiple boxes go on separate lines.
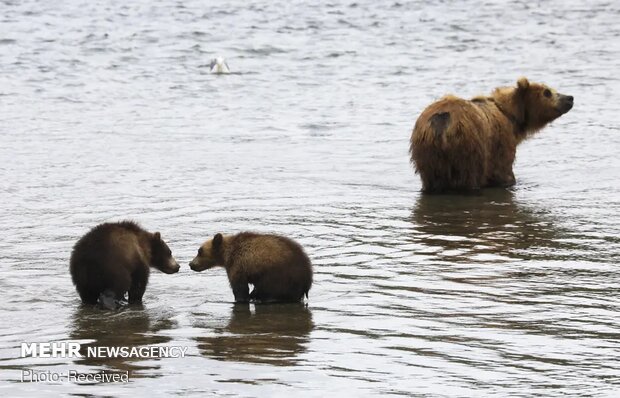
top-left (69, 305), bottom-right (176, 377)
top-left (195, 304), bottom-right (313, 366)
top-left (411, 189), bottom-right (562, 262)
top-left (1, 0), bottom-right (619, 394)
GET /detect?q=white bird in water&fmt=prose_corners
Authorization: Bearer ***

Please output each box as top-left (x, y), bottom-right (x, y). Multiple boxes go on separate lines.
top-left (210, 57), bottom-right (230, 74)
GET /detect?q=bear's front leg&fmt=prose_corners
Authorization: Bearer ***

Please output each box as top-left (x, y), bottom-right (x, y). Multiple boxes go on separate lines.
top-left (231, 281), bottom-right (250, 303)
top-left (128, 267), bottom-right (148, 304)
top-left (128, 282), bottom-right (146, 304)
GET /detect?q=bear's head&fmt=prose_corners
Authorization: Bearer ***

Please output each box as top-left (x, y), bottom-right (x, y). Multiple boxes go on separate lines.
top-left (516, 77), bottom-right (573, 133)
top-left (189, 233), bottom-right (225, 272)
top-left (150, 232), bottom-right (180, 274)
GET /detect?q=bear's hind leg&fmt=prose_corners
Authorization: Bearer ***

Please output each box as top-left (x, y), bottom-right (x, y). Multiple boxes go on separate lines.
top-left (77, 288), bottom-right (100, 305)
top-left (249, 287), bottom-right (279, 303)
top-left (106, 270), bottom-right (131, 305)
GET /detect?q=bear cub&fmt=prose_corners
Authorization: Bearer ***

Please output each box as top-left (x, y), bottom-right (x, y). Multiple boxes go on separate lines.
top-left (409, 78), bottom-right (573, 193)
top-left (189, 232), bottom-right (313, 303)
top-left (70, 221), bottom-right (180, 306)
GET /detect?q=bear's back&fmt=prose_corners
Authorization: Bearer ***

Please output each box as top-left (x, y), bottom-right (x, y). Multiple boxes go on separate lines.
top-left (70, 221), bottom-right (147, 273)
top-left (228, 232), bottom-right (311, 275)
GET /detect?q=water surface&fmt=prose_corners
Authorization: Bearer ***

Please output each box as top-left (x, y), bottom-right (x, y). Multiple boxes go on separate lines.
top-left (1, 0), bottom-right (619, 396)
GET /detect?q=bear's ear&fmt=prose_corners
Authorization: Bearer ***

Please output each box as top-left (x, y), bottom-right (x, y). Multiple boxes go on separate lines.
top-left (213, 233), bottom-right (223, 249)
top-left (517, 77), bottom-right (530, 92)
top-left (153, 232), bottom-right (161, 241)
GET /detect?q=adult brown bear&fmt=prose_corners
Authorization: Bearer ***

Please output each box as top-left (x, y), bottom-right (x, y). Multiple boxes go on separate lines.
top-left (189, 232), bottom-right (312, 303)
top-left (410, 78), bottom-right (573, 193)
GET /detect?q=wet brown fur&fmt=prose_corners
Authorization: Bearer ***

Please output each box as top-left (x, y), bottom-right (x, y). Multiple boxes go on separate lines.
top-left (69, 221), bottom-right (179, 305)
top-left (410, 78), bottom-right (573, 193)
top-left (189, 232), bottom-right (313, 303)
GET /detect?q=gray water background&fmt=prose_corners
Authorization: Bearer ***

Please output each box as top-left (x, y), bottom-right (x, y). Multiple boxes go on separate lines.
top-left (1, 0), bottom-right (619, 396)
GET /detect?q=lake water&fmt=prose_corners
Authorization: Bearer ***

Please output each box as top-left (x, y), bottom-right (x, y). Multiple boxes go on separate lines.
top-left (1, 0), bottom-right (619, 396)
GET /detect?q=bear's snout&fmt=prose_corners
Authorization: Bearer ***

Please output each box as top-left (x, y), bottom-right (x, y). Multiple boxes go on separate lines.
top-left (558, 94), bottom-right (574, 114)
top-left (189, 260), bottom-right (200, 271)
top-left (162, 261), bottom-right (180, 274)
top-left (189, 259), bottom-right (210, 272)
